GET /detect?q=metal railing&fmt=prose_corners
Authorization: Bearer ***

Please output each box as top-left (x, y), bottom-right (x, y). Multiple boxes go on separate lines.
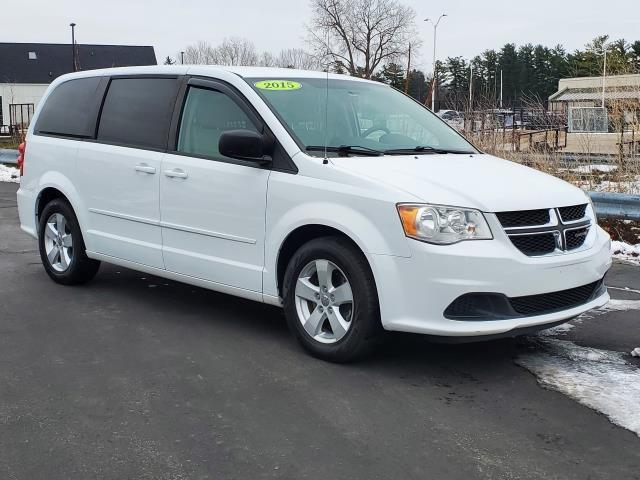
top-left (0, 149), bottom-right (18, 164)
top-left (589, 192), bottom-right (640, 221)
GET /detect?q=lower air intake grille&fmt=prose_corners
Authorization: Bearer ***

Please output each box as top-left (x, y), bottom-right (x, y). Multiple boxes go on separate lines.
top-left (510, 280), bottom-right (601, 316)
top-left (444, 279), bottom-right (605, 320)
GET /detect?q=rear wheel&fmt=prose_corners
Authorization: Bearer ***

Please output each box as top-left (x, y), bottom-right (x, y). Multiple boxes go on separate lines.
top-left (38, 199), bottom-right (100, 285)
top-left (283, 237), bottom-right (382, 362)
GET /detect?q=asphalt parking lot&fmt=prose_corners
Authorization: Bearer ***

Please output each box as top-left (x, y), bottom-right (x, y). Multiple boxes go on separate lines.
top-left (1, 181), bottom-right (639, 480)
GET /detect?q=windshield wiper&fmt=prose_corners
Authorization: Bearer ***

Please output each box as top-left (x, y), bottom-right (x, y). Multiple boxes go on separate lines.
top-left (384, 146), bottom-right (474, 155)
top-left (306, 145), bottom-right (384, 156)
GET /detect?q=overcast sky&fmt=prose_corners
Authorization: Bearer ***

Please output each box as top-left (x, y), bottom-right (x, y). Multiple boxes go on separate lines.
top-left (4, 0), bottom-right (639, 71)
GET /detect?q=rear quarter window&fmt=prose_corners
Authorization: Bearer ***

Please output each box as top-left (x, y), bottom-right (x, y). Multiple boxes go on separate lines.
top-left (35, 77), bottom-right (103, 138)
top-left (97, 77), bottom-right (179, 150)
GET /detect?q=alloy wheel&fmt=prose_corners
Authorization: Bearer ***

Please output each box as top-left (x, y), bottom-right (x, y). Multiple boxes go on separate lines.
top-left (44, 213), bottom-right (73, 272)
top-left (294, 259), bottom-right (354, 344)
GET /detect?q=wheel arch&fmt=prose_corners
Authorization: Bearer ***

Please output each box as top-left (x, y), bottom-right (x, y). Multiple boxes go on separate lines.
top-left (275, 224), bottom-right (373, 298)
top-left (34, 178), bottom-right (85, 237)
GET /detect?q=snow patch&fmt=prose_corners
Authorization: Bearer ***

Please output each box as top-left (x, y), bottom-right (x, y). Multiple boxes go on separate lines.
top-left (0, 164), bottom-right (20, 183)
top-left (572, 164), bottom-right (618, 174)
top-left (538, 322), bottom-right (575, 336)
top-left (601, 298), bottom-right (640, 312)
top-left (611, 240), bottom-right (640, 266)
top-left (581, 176), bottom-right (640, 195)
top-left (517, 338), bottom-right (640, 436)
top-left (632, 348), bottom-right (640, 358)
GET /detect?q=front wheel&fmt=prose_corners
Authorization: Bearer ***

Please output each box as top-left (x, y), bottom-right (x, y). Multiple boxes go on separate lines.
top-left (38, 198), bottom-right (100, 285)
top-left (282, 237), bottom-right (382, 362)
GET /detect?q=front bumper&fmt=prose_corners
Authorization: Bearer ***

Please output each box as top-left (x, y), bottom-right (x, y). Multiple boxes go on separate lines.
top-left (368, 224), bottom-right (612, 337)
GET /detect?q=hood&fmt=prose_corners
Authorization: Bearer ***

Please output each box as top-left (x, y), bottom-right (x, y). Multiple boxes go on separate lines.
top-left (330, 153), bottom-right (587, 212)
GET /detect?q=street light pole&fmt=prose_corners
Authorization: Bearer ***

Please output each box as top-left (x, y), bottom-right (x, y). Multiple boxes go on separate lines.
top-left (70, 23), bottom-right (76, 72)
top-left (425, 14), bottom-right (447, 112)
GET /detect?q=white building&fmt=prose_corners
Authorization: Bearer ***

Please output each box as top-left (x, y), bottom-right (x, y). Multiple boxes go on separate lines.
top-left (0, 42), bottom-right (157, 134)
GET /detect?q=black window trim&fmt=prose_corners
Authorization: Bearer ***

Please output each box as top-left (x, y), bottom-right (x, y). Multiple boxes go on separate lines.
top-left (34, 76), bottom-right (109, 139)
top-left (167, 76), bottom-right (298, 174)
top-left (89, 74), bottom-right (183, 153)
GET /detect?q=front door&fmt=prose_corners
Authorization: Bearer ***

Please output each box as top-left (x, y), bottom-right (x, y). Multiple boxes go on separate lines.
top-left (160, 81), bottom-right (270, 292)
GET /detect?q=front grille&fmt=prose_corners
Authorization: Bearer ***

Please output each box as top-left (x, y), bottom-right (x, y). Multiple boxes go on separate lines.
top-left (496, 209), bottom-right (550, 227)
top-left (558, 204), bottom-right (587, 222)
top-left (510, 280), bottom-right (601, 316)
top-left (444, 278), bottom-right (605, 320)
top-left (565, 227), bottom-right (589, 250)
top-left (496, 206), bottom-right (591, 257)
top-left (510, 233), bottom-right (557, 255)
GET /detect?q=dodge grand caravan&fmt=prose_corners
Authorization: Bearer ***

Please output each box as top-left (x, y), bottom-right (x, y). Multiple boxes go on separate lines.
top-left (16, 66), bottom-right (611, 361)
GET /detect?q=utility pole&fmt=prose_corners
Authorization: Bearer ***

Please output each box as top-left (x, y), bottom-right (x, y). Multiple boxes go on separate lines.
top-left (469, 64), bottom-right (473, 108)
top-left (181, 51), bottom-right (185, 65)
top-left (70, 23), bottom-right (77, 72)
top-left (500, 69), bottom-right (503, 109)
top-left (404, 43), bottom-right (411, 94)
top-left (602, 45), bottom-right (608, 109)
top-left (424, 14), bottom-right (447, 111)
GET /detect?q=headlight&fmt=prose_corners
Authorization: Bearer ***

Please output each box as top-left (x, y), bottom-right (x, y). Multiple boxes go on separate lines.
top-left (583, 189), bottom-right (597, 223)
top-left (397, 203), bottom-right (493, 244)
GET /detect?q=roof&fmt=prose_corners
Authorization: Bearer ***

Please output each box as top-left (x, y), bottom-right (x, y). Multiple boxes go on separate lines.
top-left (558, 73), bottom-right (640, 91)
top-left (52, 64), bottom-right (379, 84)
top-left (549, 87), bottom-right (640, 102)
top-left (0, 42), bottom-right (157, 84)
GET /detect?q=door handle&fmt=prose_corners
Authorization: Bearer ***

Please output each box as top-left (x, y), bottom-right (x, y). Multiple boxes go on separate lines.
top-left (164, 168), bottom-right (188, 179)
top-left (134, 164), bottom-right (156, 174)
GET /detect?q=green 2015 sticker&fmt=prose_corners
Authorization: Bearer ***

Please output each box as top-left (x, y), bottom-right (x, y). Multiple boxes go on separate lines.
top-left (255, 80), bottom-right (302, 91)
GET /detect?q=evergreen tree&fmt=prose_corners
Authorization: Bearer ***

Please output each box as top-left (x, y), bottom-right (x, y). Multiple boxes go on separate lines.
top-left (407, 69), bottom-right (427, 103)
top-left (497, 43), bottom-right (518, 107)
top-left (377, 63), bottom-right (405, 90)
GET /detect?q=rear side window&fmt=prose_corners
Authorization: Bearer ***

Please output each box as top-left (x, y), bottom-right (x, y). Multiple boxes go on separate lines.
top-left (35, 77), bottom-right (103, 137)
top-left (97, 77), bottom-right (179, 150)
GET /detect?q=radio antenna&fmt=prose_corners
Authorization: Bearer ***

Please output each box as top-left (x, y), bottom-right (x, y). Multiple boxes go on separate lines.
top-left (323, 29), bottom-right (330, 164)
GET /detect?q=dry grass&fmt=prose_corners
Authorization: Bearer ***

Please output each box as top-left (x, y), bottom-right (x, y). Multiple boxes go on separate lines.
top-left (457, 93), bottom-right (640, 195)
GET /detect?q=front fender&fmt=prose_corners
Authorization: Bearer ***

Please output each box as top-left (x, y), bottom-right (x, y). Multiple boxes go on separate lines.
top-left (263, 173), bottom-right (412, 298)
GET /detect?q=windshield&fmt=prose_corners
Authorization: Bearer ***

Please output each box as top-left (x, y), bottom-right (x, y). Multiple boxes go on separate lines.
top-left (247, 77), bottom-right (477, 156)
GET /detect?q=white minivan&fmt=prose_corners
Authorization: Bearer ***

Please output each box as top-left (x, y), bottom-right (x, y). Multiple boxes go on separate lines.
top-left (17, 66), bottom-right (611, 361)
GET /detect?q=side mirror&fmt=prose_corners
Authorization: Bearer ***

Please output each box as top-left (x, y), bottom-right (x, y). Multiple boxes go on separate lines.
top-left (218, 129), bottom-right (273, 164)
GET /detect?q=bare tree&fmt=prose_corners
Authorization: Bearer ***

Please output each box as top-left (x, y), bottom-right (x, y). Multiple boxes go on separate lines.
top-left (259, 51), bottom-right (277, 67)
top-left (276, 48), bottom-right (320, 70)
top-left (181, 39), bottom-right (318, 70)
top-left (183, 38), bottom-right (258, 66)
top-left (214, 37), bottom-right (259, 66)
top-left (307, 0), bottom-right (418, 78)
top-left (183, 41), bottom-right (217, 64)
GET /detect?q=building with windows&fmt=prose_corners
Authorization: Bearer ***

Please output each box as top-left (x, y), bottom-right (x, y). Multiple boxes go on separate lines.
top-left (549, 73), bottom-right (640, 133)
top-left (0, 42), bottom-right (156, 134)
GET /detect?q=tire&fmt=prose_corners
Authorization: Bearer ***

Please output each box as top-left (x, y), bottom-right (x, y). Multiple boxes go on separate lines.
top-left (282, 236), bottom-right (382, 362)
top-left (38, 198), bottom-right (100, 285)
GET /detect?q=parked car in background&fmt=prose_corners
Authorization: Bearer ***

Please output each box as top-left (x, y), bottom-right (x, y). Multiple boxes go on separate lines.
top-left (17, 66), bottom-right (611, 362)
top-left (437, 110), bottom-right (464, 130)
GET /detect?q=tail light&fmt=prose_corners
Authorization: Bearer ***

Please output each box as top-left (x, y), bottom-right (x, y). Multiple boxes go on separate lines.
top-left (17, 141), bottom-right (25, 176)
